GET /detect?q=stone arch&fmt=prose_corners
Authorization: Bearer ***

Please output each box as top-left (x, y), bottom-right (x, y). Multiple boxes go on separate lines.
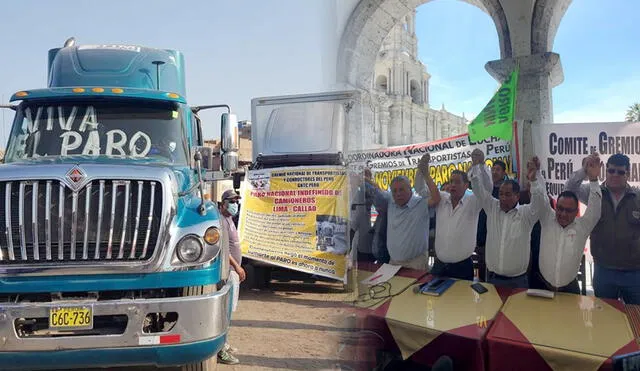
top-left (338, 0), bottom-right (512, 89)
top-left (531, 0), bottom-right (572, 54)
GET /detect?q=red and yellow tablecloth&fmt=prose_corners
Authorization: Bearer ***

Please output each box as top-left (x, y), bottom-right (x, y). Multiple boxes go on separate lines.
top-left (487, 290), bottom-right (640, 371)
top-left (350, 265), bottom-right (509, 370)
top-left (348, 261), bottom-right (425, 312)
top-left (347, 262), bottom-right (427, 370)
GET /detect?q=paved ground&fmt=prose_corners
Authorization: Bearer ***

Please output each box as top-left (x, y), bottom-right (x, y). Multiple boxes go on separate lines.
top-left (218, 280), bottom-right (357, 371)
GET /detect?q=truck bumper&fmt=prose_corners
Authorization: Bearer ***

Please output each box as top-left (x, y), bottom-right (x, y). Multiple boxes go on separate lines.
top-left (0, 282), bottom-right (232, 370)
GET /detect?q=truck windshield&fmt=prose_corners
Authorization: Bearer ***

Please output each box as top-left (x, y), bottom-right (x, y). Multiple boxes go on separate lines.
top-left (4, 100), bottom-right (188, 165)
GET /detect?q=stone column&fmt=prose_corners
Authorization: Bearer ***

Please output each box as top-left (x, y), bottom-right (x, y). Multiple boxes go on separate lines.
top-left (380, 107), bottom-right (390, 148)
top-left (485, 52), bottom-right (564, 181)
top-left (388, 104), bottom-right (402, 146)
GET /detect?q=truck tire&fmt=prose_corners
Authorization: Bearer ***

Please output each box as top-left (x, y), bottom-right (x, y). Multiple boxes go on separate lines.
top-left (179, 285), bottom-right (219, 370)
top-left (255, 266), bottom-right (271, 289)
top-left (243, 263), bottom-right (258, 289)
top-left (181, 355), bottom-right (218, 371)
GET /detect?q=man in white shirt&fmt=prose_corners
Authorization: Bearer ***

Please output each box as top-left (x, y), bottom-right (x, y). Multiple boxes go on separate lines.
top-left (366, 159), bottom-right (439, 270)
top-left (415, 149), bottom-right (492, 280)
top-left (469, 157), bottom-right (543, 288)
top-left (533, 156), bottom-right (602, 293)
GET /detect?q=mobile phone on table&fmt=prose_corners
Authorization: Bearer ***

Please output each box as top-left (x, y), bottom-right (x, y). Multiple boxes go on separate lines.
top-left (471, 282), bottom-right (488, 294)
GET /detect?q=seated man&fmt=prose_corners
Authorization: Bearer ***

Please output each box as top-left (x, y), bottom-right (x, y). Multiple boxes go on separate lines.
top-left (365, 164), bottom-right (438, 270)
top-left (533, 156), bottom-right (602, 293)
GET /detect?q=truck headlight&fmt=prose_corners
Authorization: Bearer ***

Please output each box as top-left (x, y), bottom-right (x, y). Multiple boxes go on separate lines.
top-left (204, 227), bottom-right (220, 245)
top-left (176, 236), bottom-right (203, 263)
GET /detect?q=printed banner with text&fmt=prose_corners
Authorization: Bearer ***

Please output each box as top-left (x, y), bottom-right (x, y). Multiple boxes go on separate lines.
top-left (238, 166), bottom-right (349, 282)
top-left (347, 134), bottom-right (513, 191)
top-left (533, 122), bottom-right (640, 197)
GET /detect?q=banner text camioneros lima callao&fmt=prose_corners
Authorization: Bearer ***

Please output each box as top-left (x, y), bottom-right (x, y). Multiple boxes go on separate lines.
top-left (347, 133), bottom-right (513, 192)
top-left (238, 166), bottom-right (349, 282)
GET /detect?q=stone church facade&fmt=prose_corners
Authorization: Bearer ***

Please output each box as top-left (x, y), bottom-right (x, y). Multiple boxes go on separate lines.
top-left (369, 10), bottom-right (468, 147)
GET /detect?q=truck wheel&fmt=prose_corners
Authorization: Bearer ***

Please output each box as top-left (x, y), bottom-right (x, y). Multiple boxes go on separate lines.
top-left (179, 286), bottom-right (218, 370)
top-left (243, 263), bottom-right (258, 289)
top-left (256, 266), bottom-right (271, 289)
top-left (181, 355), bottom-right (218, 371)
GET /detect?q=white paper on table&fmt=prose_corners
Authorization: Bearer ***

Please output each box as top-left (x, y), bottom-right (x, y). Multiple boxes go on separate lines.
top-left (360, 263), bottom-right (402, 286)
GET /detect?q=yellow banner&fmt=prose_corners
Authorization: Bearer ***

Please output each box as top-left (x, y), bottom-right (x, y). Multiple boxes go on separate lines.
top-left (372, 155), bottom-right (514, 191)
top-left (238, 166), bottom-right (349, 282)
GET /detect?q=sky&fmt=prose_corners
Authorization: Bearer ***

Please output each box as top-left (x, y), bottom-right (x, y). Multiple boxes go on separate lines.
top-left (0, 0), bottom-right (335, 144)
top-left (416, 0), bottom-right (640, 123)
top-left (0, 0), bottom-right (637, 147)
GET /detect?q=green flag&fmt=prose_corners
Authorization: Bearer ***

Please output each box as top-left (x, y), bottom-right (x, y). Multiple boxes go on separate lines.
top-left (468, 66), bottom-right (519, 141)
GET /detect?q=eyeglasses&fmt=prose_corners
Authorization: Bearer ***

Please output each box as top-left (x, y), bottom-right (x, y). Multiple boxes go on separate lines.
top-left (607, 168), bottom-right (627, 176)
top-left (556, 205), bottom-right (578, 213)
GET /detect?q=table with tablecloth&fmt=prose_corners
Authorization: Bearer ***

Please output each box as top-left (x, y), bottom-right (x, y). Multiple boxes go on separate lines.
top-left (346, 262), bottom-right (428, 370)
top-left (486, 290), bottom-right (640, 371)
top-left (350, 265), bottom-right (510, 370)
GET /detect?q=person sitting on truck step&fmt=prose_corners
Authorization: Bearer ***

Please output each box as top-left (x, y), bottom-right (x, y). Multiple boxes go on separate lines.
top-left (217, 189), bottom-right (246, 365)
top-left (365, 160), bottom-right (439, 271)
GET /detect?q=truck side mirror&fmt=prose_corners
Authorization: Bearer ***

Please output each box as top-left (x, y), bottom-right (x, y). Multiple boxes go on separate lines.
top-left (220, 112), bottom-right (239, 173)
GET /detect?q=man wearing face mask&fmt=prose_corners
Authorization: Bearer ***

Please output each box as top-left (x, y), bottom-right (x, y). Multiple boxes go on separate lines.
top-left (217, 189), bottom-right (246, 365)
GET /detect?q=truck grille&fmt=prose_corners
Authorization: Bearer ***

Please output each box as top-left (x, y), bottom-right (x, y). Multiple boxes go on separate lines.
top-left (0, 180), bottom-right (164, 264)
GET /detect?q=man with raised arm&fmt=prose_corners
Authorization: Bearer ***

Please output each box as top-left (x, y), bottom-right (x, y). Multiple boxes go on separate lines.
top-left (533, 156), bottom-right (602, 293)
top-left (414, 149), bottom-right (492, 280)
top-left (565, 153), bottom-right (640, 303)
top-left (469, 157), bottom-right (543, 288)
top-left (364, 156), bottom-right (439, 270)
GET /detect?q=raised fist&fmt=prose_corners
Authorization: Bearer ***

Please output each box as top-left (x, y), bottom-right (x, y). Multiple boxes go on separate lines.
top-left (584, 153), bottom-right (600, 171)
top-left (418, 153), bottom-right (430, 173)
top-left (471, 149), bottom-right (485, 166)
top-left (586, 156), bottom-right (602, 181)
top-left (526, 157), bottom-right (540, 181)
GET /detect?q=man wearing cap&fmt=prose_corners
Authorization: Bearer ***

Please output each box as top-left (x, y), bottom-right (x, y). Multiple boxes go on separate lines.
top-left (217, 189), bottom-right (245, 365)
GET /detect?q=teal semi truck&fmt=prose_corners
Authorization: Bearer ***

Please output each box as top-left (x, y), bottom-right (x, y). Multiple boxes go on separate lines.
top-left (0, 38), bottom-right (239, 370)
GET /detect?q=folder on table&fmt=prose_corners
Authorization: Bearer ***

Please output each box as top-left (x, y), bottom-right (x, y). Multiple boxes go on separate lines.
top-left (417, 278), bottom-right (455, 297)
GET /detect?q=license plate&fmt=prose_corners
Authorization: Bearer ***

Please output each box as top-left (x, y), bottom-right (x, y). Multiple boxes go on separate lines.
top-left (49, 306), bottom-right (93, 330)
